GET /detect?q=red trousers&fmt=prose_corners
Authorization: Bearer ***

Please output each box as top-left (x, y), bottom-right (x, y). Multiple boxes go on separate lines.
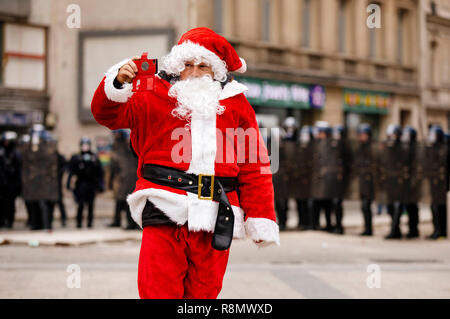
top-left (138, 224), bottom-right (230, 299)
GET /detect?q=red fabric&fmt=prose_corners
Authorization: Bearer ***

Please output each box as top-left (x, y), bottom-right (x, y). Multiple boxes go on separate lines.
top-left (138, 224), bottom-right (230, 299)
top-left (178, 27), bottom-right (243, 72)
top-left (91, 75), bottom-right (276, 223)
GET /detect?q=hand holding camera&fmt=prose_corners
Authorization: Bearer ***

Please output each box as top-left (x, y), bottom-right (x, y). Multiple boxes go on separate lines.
top-left (116, 56), bottom-right (140, 84)
top-left (116, 53), bottom-right (158, 92)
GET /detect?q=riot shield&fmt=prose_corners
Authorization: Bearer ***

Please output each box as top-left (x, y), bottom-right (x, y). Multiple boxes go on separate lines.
top-left (111, 138), bottom-right (138, 200)
top-left (377, 140), bottom-right (409, 203)
top-left (404, 142), bottom-right (424, 203)
top-left (272, 139), bottom-right (292, 200)
top-left (291, 141), bottom-right (313, 199)
top-left (21, 140), bottom-right (59, 201)
top-left (352, 141), bottom-right (377, 201)
top-left (311, 139), bottom-right (331, 199)
top-left (424, 143), bottom-right (448, 204)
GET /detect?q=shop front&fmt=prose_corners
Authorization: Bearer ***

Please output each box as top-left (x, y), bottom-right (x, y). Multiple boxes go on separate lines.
top-left (343, 88), bottom-right (391, 140)
top-left (0, 109), bottom-right (45, 135)
top-left (234, 76), bottom-right (326, 129)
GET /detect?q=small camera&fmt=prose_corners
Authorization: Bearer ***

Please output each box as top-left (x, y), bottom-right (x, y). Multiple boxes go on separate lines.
top-left (132, 52), bottom-right (158, 92)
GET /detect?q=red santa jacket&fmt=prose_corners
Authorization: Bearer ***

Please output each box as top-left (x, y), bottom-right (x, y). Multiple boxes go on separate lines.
top-left (91, 59), bottom-right (280, 246)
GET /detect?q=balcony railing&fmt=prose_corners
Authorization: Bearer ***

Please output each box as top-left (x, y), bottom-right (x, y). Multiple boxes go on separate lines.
top-left (227, 37), bottom-right (418, 86)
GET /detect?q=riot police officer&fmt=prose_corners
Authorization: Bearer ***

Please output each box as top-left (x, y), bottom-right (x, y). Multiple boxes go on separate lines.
top-left (329, 124), bottom-right (350, 234)
top-left (108, 129), bottom-right (139, 229)
top-left (380, 124), bottom-right (408, 239)
top-left (56, 152), bottom-right (68, 227)
top-left (21, 124), bottom-right (59, 231)
top-left (401, 126), bottom-right (423, 239)
top-left (311, 121), bottom-right (334, 231)
top-left (424, 125), bottom-right (448, 239)
top-left (0, 131), bottom-right (22, 229)
top-left (17, 134), bottom-right (32, 227)
top-left (354, 124), bottom-right (376, 236)
top-left (67, 137), bottom-right (104, 228)
top-left (296, 125), bottom-right (314, 230)
top-left (272, 117), bottom-right (299, 231)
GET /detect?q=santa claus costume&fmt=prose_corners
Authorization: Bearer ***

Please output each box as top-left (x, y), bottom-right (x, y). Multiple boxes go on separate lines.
top-left (91, 27), bottom-right (280, 299)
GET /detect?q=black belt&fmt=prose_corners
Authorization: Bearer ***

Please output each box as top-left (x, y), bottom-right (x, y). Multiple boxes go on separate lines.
top-left (142, 164), bottom-right (237, 251)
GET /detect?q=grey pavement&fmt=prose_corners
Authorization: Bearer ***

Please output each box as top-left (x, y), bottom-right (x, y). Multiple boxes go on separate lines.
top-left (1, 225), bottom-right (449, 299)
top-left (0, 194), bottom-right (448, 299)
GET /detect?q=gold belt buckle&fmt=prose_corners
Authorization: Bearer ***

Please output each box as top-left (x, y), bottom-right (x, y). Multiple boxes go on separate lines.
top-left (198, 174), bottom-right (215, 200)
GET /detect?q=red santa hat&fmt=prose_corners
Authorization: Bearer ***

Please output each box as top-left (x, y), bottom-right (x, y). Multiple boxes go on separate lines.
top-left (161, 27), bottom-right (247, 82)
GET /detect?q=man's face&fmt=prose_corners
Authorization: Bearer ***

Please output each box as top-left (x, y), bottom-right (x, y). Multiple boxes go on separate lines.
top-left (359, 133), bottom-right (369, 142)
top-left (81, 143), bottom-right (90, 152)
top-left (180, 60), bottom-right (214, 80)
top-left (318, 131), bottom-right (327, 139)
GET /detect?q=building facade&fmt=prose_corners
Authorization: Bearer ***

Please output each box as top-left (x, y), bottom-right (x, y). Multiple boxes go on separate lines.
top-left (422, 0), bottom-right (450, 131)
top-left (1, 0), bottom-right (190, 157)
top-left (0, 0), bottom-right (449, 155)
top-left (191, 0), bottom-right (450, 141)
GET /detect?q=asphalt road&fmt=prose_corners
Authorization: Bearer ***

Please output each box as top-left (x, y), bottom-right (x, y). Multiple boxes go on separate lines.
top-left (1, 214), bottom-right (449, 299)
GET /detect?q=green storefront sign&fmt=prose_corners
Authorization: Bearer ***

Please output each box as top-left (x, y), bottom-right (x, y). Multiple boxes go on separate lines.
top-left (235, 76), bottom-right (326, 109)
top-left (343, 89), bottom-right (391, 115)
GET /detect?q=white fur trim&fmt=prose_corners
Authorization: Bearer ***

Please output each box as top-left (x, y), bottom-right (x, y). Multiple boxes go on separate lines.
top-left (127, 188), bottom-right (188, 229)
top-left (245, 217), bottom-right (280, 247)
top-left (161, 41), bottom-right (228, 82)
top-left (234, 58), bottom-right (247, 73)
top-left (231, 206), bottom-right (246, 239)
top-left (104, 58), bottom-right (134, 103)
top-left (126, 187), bottom-right (246, 239)
top-left (220, 80), bottom-right (248, 100)
top-left (185, 110), bottom-right (216, 175)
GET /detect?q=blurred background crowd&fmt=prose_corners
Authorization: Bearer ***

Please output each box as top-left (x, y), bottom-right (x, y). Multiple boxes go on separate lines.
top-left (0, 0), bottom-right (449, 238)
top-left (269, 119), bottom-right (448, 240)
top-left (0, 126), bottom-right (139, 230)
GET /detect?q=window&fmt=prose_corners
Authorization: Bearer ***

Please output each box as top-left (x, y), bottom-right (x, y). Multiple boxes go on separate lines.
top-left (338, 0), bottom-right (347, 53)
top-left (368, 2), bottom-right (384, 60)
top-left (2, 23), bottom-right (46, 90)
top-left (303, 0), bottom-right (311, 47)
top-left (369, 26), bottom-right (376, 58)
top-left (0, 22), bottom-right (3, 85)
top-left (78, 29), bottom-right (174, 122)
top-left (213, 0), bottom-right (223, 34)
top-left (261, 0), bottom-right (271, 42)
top-left (397, 9), bottom-right (408, 64)
top-left (338, 0), bottom-right (355, 55)
top-left (429, 40), bottom-right (437, 87)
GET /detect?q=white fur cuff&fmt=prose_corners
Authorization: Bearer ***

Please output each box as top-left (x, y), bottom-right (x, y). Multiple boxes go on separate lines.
top-left (104, 58), bottom-right (134, 103)
top-left (245, 217), bottom-right (280, 247)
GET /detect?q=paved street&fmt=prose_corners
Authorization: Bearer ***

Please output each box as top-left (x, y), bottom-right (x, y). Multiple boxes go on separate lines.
top-left (0, 194), bottom-right (449, 299)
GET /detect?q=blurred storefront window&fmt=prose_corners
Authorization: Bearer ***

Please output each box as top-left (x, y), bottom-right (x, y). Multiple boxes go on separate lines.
top-left (2, 22), bottom-right (47, 91)
top-left (235, 75), bottom-right (326, 128)
top-left (343, 89), bottom-right (391, 140)
top-left (77, 28), bottom-right (174, 122)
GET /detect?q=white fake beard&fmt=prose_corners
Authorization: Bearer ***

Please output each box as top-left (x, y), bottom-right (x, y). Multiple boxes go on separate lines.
top-left (168, 75), bottom-right (224, 128)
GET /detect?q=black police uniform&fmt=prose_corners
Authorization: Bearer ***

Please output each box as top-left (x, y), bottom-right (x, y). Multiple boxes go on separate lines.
top-left (0, 139), bottom-right (22, 228)
top-left (353, 126), bottom-right (376, 236)
top-left (424, 126), bottom-right (449, 239)
top-left (295, 126), bottom-right (314, 230)
top-left (311, 130), bottom-right (333, 231)
top-left (273, 126), bottom-right (298, 231)
top-left (402, 127), bottom-right (423, 239)
top-left (67, 149), bottom-right (104, 228)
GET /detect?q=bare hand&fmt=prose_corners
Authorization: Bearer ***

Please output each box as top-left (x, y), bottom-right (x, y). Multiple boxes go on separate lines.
top-left (116, 56), bottom-right (140, 84)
